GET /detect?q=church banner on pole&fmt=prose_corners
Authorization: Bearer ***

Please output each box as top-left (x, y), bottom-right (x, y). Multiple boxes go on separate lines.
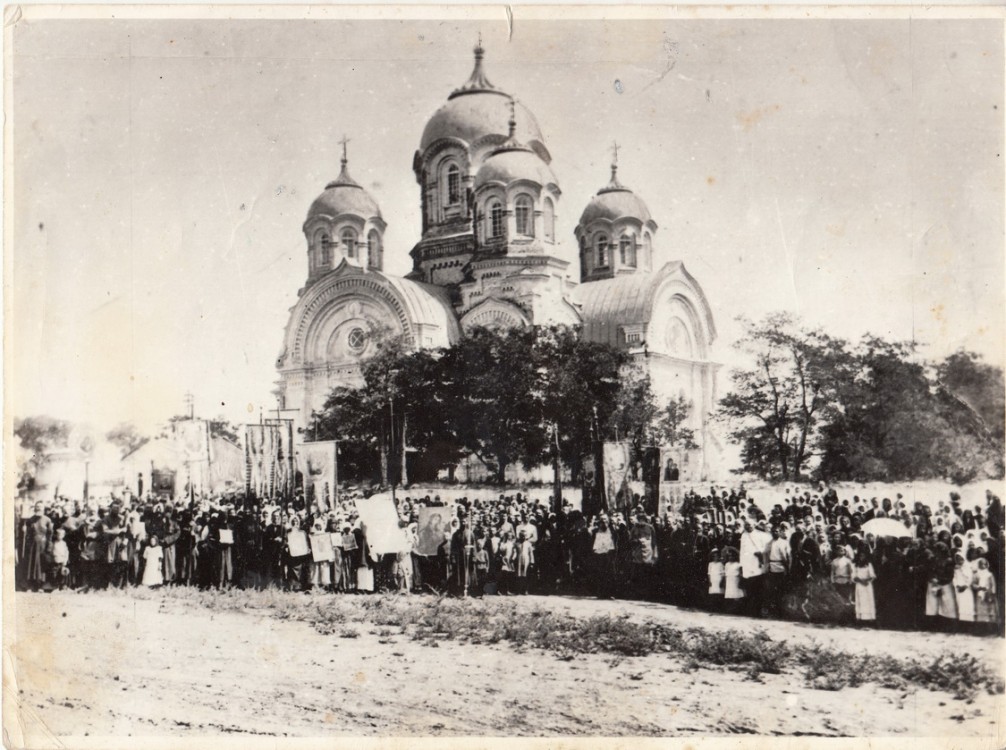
top-left (602, 442), bottom-right (633, 514)
top-left (298, 440), bottom-right (338, 510)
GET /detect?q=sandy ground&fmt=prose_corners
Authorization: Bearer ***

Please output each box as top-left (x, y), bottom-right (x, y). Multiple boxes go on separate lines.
top-left (6, 590), bottom-right (1005, 742)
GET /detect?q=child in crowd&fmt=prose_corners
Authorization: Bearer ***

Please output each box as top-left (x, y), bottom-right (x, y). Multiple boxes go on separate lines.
top-left (707, 548), bottom-right (724, 611)
top-left (141, 536), bottom-right (164, 588)
top-left (723, 547), bottom-right (744, 614)
top-left (51, 529), bottom-right (70, 590)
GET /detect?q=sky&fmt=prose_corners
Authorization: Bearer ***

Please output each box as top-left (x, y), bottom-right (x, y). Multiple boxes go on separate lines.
top-left (9, 15), bottom-right (1004, 434)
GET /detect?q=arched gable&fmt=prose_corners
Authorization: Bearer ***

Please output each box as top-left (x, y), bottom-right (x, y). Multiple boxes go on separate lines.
top-left (459, 297), bottom-right (531, 332)
top-left (279, 261), bottom-right (458, 369)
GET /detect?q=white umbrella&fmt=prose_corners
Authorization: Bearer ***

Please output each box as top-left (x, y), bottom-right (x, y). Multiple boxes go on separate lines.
top-left (861, 517), bottom-right (912, 539)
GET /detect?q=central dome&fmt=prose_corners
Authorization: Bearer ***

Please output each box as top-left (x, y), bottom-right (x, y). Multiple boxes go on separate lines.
top-left (475, 146), bottom-right (557, 189)
top-left (419, 45), bottom-right (551, 163)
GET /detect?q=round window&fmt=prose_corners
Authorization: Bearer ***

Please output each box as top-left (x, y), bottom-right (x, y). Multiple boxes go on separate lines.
top-left (347, 327), bottom-right (368, 355)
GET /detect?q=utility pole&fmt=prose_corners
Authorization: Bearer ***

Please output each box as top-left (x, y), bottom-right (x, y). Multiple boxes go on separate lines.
top-left (552, 421), bottom-right (563, 514)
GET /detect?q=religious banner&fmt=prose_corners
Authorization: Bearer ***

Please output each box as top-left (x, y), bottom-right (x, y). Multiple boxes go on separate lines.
top-left (415, 504), bottom-right (454, 557)
top-left (265, 419), bottom-right (295, 500)
top-left (246, 422), bottom-right (290, 499)
top-left (174, 418), bottom-right (211, 464)
top-left (245, 424), bottom-right (267, 498)
top-left (287, 529), bottom-right (309, 558)
top-left (299, 441), bottom-right (337, 510)
top-left (602, 442), bottom-right (633, 513)
top-left (309, 532), bottom-right (334, 563)
top-left (354, 494), bottom-right (408, 555)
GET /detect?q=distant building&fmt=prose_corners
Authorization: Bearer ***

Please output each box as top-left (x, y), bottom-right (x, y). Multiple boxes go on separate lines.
top-left (121, 421), bottom-right (244, 498)
top-left (276, 44), bottom-right (720, 478)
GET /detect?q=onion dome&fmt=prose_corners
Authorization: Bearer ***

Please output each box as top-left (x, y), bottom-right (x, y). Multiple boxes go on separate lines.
top-left (307, 148), bottom-right (381, 221)
top-left (474, 103), bottom-right (557, 189)
top-left (419, 43), bottom-right (550, 162)
top-left (579, 159), bottom-right (652, 226)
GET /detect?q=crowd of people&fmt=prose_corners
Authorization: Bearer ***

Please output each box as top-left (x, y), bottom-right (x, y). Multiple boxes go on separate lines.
top-left (15, 484), bottom-right (1004, 637)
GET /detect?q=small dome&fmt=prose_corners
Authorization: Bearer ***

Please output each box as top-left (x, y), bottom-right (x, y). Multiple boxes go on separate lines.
top-left (419, 45), bottom-right (549, 161)
top-left (474, 146), bottom-right (557, 189)
top-left (579, 165), bottom-right (652, 226)
top-left (307, 159), bottom-right (381, 221)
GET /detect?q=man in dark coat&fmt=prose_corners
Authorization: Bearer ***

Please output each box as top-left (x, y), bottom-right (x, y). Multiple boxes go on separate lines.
top-left (22, 503), bottom-right (53, 591)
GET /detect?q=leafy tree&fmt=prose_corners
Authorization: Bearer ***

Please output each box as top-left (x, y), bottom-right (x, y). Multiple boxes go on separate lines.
top-left (818, 338), bottom-right (1004, 483)
top-left (440, 326), bottom-right (545, 484)
top-left (309, 385), bottom-right (386, 482)
top-left (937, 350), bottom-right (1005, 447)
top-left (106, 422), bottom-right (150, 457)
top-left (165, 414), bottom-right (241, 445)
top-left (535, 325), bottom-right (627, 483)
top-left (718, 313), bottom-right (848, 481)
top-left (14, 415), bottom-right (72, 486)
top-left (610, 365), bottom-right (661, 456)
top-left (654, 395), bottom-right (699, 453)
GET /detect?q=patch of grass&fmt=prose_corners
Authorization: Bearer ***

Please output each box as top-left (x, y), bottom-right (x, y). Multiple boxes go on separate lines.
top-left (145, 586), bottom-right (1004, 701)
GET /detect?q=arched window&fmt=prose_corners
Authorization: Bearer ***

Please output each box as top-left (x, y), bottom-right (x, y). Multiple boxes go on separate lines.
top-left (515, 194), bottom-right (533, 237)
top-left (318, 232), bottom-right (332, 267)
top-left (595, 234), bottom-right (609, 268)
top-left (447, 164), bottom-right (460, 204)
top-left (367, 230), bottom-right (382, 270)
top-left (543, 197), bottom-right (555, 243)
top-left (488, 200), bottom-right (504, 239)
top-left (341, 228), bottom-right (357, 259)
top-left (620, 235), bottom-right (636, 267)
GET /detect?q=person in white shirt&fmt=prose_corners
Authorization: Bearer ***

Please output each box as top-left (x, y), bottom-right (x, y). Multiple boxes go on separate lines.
top-left (765, 526), bottom-right (791, 616)
top-left (739, 520), bottom-right (770, 616)
top-left (707, 548), bottom-right (725, 611)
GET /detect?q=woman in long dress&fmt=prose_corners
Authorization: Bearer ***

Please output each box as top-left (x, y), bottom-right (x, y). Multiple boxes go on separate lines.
top-left (973, 557), bottom-right (1000, 635)
top-left (723, 547), bottom-right (745, 614)
top-left (953, 553), bottom-right (976, 633)
top-left (707, 548), bottom-right (725, 611)
top-left (853, 550), bottom-right (876, 623)
top-left (925, 542), bottom-right (958, 630)
top-left (141, 536), bottom-right (164, 588)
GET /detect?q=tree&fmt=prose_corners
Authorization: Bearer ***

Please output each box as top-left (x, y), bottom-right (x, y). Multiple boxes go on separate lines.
top-left (817, 338), bottom-right (1004, 483)
top-left (609, 365), bottom-right (661, 457)
top-left (718, 313), bottom-right (848, 481)
top-left (654, 395), bottom-right (699, 453)
top-left (14, 415), bottom-right (72, 487)
top-left (937, 350), bottom-right (1005, 447)
top-left (440, 326), bottom-right (545, 484)
top-left (535, 325), bottom-right (627, 483)
top-left (309, 385), bottom-right (386, 482)
top-left (106, 422), bottom-right (150, 457)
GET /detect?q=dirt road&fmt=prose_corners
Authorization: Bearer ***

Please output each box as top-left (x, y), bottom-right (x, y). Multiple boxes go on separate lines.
top-left (6, 590), bottom-right (1003, 743)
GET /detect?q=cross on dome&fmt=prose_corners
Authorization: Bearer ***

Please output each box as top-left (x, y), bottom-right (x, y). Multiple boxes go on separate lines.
top-left (326, 134), bottom-right (361, 189)
top-left (449, 37), bottom-right (499, 99)
top-left (338, 134), bottom-right (351, 167)
top-left (600, 140), bottom-right (626, 193)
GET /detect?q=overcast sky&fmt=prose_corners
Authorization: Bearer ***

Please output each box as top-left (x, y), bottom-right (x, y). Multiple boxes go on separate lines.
top-left (10, 16), bottom-right (1004, 433)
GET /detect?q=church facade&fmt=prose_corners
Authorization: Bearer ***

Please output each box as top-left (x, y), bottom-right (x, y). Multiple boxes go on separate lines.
top-left (275, 44), bottom-right (720, 479)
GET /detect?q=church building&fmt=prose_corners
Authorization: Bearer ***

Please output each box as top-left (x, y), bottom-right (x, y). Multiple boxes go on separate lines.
top-left (275, 43), bottom-right (720, 479)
